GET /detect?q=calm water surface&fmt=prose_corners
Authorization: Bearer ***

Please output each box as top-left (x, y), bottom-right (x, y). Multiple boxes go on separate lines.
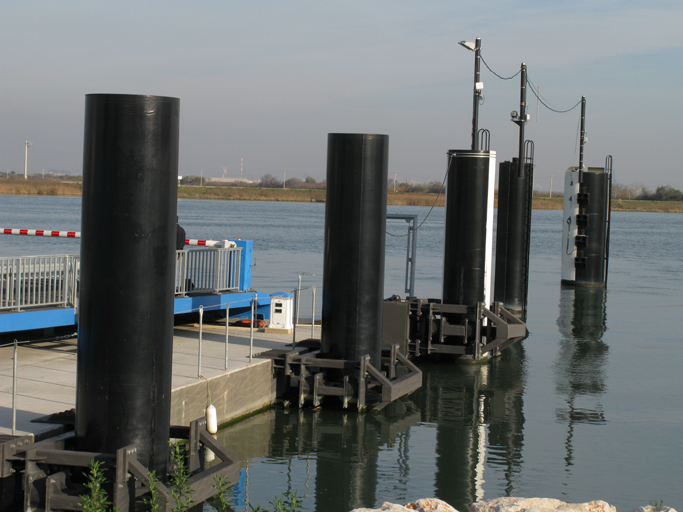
top-left (1, 196), bottom-right (681, 511)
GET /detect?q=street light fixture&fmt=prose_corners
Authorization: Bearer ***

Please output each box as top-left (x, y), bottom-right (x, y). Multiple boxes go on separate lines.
top-left (24, 141), bottom-right (33, 180)
top-left (459, 38), bottom-right (482, 150)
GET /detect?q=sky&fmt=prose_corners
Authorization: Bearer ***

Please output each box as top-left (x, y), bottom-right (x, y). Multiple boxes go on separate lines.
top-left (2, 0), bottom-right (682, 190)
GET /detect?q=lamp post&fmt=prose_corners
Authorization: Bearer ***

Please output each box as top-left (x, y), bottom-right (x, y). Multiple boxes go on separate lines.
top-left (24, 141), bottom-right (33, 180)
top-left (459, 38), bottom-right (482, 151)
top-left (511, 63), bottom-right (528, 176)
top-left (578, 96), bottom-right (586, 183)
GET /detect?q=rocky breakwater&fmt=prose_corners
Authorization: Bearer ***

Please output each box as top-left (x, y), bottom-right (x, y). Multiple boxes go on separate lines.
top-left (350, 497), bottom-right (677, 512)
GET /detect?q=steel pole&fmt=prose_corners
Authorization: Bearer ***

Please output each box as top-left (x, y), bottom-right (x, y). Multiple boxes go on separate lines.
top-left (517, 63), bottom-right (527, 177)
top-left (12, 340), bottom-right (17, 434)
top-left (578, 96), bottom-right (586, 183)
top-left (249, 293), bottom-right (255, 363)
top-left (198, 305), bottom-right (203, 378)
top-left (311, 286), bottom-right (316, 339)
top-left (292, 287), bottom-right (299, 348)
top-left (225, 302), bottom-right (230, 370)
top-left (295, 273), bottom-right (302, 326)
top-left (471, 38), bottom-right (482, 151)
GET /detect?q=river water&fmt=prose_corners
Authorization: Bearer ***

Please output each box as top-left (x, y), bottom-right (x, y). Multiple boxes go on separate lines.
top-left (1, 196), bottom-right (682, 511)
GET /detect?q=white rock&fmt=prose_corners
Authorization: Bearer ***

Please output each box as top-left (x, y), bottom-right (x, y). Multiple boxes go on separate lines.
top-left (471, 497), bottom-right (616, 512)
top-left (351, 498), bottom-right (459, 512)
top-left (631, 507), bottom-right (677, 512)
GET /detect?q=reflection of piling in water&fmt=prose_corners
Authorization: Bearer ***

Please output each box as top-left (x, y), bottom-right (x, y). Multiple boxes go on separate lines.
top-left (216, 405), bottom-right (421, 512)
top-left (413, 348), bottom-right (527, 511)
top-left (555, 287), bottom-right (609, 472)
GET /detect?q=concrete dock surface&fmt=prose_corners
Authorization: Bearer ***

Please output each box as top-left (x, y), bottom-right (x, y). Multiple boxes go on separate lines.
top-left (0, 323), bottom-right (320, 438)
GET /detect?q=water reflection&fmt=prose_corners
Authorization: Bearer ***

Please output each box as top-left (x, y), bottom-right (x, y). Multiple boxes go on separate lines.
top-left (216, 346), bottom-right (528, 512)
top-left (555, 287), bottom-right (609, 473)
top-left (217, 400), bottom-right (422, 511)
top-left (413, 346), bottom-right (527, 509)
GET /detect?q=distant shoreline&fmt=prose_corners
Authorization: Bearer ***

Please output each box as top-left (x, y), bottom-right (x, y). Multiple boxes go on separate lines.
top-left (1, 180), bottom-right (682, 213)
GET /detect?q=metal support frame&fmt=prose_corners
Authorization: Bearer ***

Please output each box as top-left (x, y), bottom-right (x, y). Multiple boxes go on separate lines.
top-left (386, 214), bottom-right (418, 298)
top-left (257, 343), bottom-right (422, 410)
top-left (1, 417), bottom-right (240, 512)
top-left (382, 298), bottom-right (526, 361)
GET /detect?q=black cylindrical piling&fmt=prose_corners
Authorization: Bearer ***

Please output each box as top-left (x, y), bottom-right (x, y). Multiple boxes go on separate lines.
top-left (494, 159), bottom-right (533, 313)
top-left (442, 150), bottom-right (494, 307)
top-left (561, 168), bottom-right (610, 287)
top-left (575, 171), bottom-right (609, 286)
top-left (76, 94), bottom-right (179, 475)
top-left (321, 133), bottom-right (388, 369)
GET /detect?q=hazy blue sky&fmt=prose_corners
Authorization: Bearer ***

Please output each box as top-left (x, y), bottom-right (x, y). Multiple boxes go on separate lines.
top-left (2, 1), bottom-right (682, 189)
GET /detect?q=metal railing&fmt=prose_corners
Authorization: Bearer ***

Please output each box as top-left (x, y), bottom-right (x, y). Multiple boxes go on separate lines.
top-left (175, 247), bottom-right (242, 296)
top-left (0, 247), bottom-right (242, 312)
top-left (0, 255), bottom-right (79, 312)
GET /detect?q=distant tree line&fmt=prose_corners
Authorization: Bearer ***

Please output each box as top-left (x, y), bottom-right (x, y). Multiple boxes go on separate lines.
top-left (180, 175), bottom-right (206, 185)
top-left (611, 183), bottom-right (683, 201)
top-left (258, 174), bottom-right (325, 189)
top-left (0, 171), bottom-right (82, 181)
top-left (180, 173), bottom-right (683, 201)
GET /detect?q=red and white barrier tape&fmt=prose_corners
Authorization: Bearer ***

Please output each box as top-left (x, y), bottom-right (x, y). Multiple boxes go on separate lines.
top-left (1, 228), bottom-right (80, 238)
top-left (186, 239), bottom-right (223, 247)
top-left (1, 229), bottom-right (230, 248)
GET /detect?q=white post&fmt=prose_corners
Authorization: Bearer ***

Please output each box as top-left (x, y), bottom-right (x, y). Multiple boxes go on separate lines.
top-left (225, 302), bottom-right (230, 370)
top-left (12, 340), bottom-right (18, 434)
top-left (249, 293), bottom-right (255, 363)
top-left (310, 286), bottom-right (316, 339)
top-left (24, 141), bottom-right (32, 180)
top-left (292, 287), bottom-right (298, 348)
top-left (295, 274), bottom-right (303, 326)
top-left (550, 176), bottom-right (553, 198)
top-left (283, 171), bottom-right (286, 189)
top-left (198, 305), bottom-right (203, 378)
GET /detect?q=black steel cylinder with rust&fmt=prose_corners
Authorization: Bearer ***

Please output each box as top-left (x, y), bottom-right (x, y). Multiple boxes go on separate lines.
top-left (321, 133), bottom-right (389, 369)
top-left (76, 94), bottom-right (179, 476)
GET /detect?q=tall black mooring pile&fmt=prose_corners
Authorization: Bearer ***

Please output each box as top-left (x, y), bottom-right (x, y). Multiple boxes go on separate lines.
top-left (561, 165), bottom-right (612, 288)
top-left (574, 170), bottom-right (611, 286)
top-left (442, 150), bottom-right (494, 309)
top-left (494, 158), bottom-right (533, 313)
top-left (321, 133), bottom-right (389, 369)
top-left (77, 94), bottom-right (179, 476)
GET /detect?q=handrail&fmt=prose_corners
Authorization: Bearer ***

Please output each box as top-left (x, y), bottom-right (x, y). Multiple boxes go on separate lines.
top-left (0, 247), bottom-right (242, 312)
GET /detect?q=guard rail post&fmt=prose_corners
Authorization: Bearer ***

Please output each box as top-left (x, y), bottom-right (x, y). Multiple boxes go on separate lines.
top-left (224, 302), bottom-right (229, 370)
top-left (198, 305), bottom-right (203, 378)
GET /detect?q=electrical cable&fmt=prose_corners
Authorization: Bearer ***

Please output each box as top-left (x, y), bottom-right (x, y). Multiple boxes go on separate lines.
top-left (480, 55), bottom-right (521, 80)
top-left (386, 161), bottom-right (450, 237)
top-left (527, 75), bottom-right (582, 113)
top-left (480, 54), bottom-right (581, 114)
